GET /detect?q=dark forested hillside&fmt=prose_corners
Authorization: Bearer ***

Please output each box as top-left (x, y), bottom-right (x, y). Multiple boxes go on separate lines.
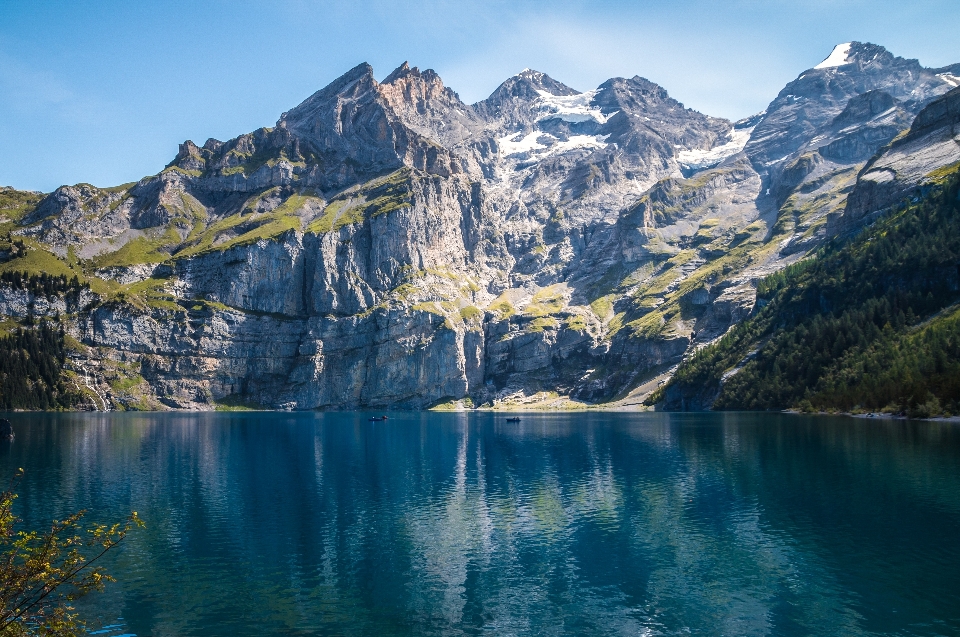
top-left (0, 321), bottom-right (82, 410)
top-left (654, 169), bottom-right (960, 416)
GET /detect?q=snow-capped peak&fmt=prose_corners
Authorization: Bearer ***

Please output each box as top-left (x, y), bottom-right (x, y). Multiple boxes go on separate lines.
top-left (814, 43), bottom-right (853, 70)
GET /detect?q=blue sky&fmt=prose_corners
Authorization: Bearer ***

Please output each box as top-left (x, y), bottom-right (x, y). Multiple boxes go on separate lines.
top-left (1, 0), bottom-right (957, 192)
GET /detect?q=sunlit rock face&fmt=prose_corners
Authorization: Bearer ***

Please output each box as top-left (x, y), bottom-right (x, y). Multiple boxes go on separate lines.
top-left (840, 86), bottom-right (960, 232)
top-left (3, 43), bottom-right (959, 410)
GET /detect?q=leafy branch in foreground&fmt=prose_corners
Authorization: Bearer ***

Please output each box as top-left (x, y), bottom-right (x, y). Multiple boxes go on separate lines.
top-left (0, 470), bottom-right (143, 637)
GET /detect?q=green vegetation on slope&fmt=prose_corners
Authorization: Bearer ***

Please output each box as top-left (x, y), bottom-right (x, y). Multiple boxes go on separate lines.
top-left (800, 304), bottom-right (960, 416)
top-left (173, 188), bottom-right (316, 258)
top-left (91, 227), bottom-right (182, 268)
top-left (0, 188), bottom-right (43, 225)
top-left (0, 237), bottom-right (85, 280)
top-left (653, 169), bottom-right (960, 415)
top-left (0, 321), bottom-right (83, 409)
top-left (307, 169), bottom-right (412, 234)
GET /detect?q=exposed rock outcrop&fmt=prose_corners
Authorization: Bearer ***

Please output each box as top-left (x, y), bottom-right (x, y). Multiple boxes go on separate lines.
top-left (840, 86), bottom-right (960, 232)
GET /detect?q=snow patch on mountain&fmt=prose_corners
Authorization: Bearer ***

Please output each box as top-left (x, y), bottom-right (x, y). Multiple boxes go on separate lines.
top-left (499, 131), bottom-right (547, 155)
top-left (535, 90), bottom-right (617, 125)
top-left (675, 126), bottom-right (754, 172)
top-left (938, 73), bottom-right (960, 88)
top-left (498, 131), bottom-right (610, 158)
top-left (815, 43), bottom-right (853, 70)
top-left (553, 134), bottom-right (611, 154)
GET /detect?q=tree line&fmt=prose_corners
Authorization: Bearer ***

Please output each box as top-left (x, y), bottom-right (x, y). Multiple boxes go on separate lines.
top-left (0, 321), bottom-right (83, 410)
top-left (0, 271), bottom-right (88, 299)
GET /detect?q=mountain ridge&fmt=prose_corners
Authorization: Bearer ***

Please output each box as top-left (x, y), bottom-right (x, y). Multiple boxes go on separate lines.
top-left (1, 42), bottom-right (958, 411)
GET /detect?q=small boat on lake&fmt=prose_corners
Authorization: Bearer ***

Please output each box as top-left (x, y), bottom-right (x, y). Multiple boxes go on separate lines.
top-left (506, 417), bottom-right (521, 423)
top-left (369, 416), bottom-right (388, 422)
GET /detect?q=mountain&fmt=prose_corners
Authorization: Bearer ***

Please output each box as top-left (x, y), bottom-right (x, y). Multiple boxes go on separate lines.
top-left (655, 167), bottom-right (960, 415)
top-left (1, 43), bottom-right (958, 411)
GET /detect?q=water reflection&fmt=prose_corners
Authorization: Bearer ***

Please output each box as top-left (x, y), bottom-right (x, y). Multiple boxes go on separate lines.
top-left (0, 411), bottom-right (958, 636)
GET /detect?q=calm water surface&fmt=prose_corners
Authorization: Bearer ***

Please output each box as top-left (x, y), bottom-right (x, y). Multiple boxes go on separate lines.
top-left (0, 411), bottom-right (958, 636)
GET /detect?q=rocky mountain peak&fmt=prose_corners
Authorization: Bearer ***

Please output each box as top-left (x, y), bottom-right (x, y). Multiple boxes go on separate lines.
top-left (488, 68), bottom-right (579, 101)
top-left (598, 76), bottom-right (669, 100)
top-left (513, 68), bottom-right (579, 95)
top-left (592, 75), bottom-right (690, 116)
top-left (382, 60), bottom-right (412, 83)
top-left (202, 138), bottom-right (223, 153)
top-left (813, 42), bottom-right (898, 71)
top-left (171, 140), bottom-right (203, 168)
top-left (377, 61), bottom-right (461, 108)
top-left (785, 41), bottom-right (942, 103)
top-left (279, 62), bottom-right (378, 128)
top-left (475, 69), bottom-right (580, 124)
top-left (747, 42), bottom-right (953, 168)
top-left (790, 41), bottom-right (928, 96)
top-left (813, 42), bottom-right (854, 69)
top-left (374, 62), bottom-right (483, 152)
top-left (381, 61), bottom-right (445, 90)
top-left (257, 60), bottom-right (442, 191)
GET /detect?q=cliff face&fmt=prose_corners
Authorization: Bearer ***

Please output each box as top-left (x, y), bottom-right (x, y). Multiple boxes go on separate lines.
top-left (841, 86), bottom-right (960, 231)
top-left (1, 43), bottom-right (958, 411)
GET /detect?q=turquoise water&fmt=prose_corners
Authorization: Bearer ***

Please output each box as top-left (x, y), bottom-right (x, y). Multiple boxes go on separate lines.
top-left (0, 411), bottom-right (958, 636)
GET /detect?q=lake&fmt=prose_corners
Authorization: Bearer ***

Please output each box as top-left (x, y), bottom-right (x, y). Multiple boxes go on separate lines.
top-left (0, 411), bottom-right (958, 636)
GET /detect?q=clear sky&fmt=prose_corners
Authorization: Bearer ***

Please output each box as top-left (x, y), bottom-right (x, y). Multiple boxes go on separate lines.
top-left (1, 0), bottom-right (958, 193)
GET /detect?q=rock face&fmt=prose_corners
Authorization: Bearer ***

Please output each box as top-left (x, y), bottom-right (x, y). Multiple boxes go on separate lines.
top-left (1, 43), bottom-right (959, 410)
top-left (841, 86), bottom-right (960, 231)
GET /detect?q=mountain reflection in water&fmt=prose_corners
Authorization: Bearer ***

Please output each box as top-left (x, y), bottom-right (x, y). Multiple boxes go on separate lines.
top-left (0, 411), bottom-right (958, 636)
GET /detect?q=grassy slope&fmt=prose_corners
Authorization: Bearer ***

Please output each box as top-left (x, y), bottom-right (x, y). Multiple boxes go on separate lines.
top-left (0, 188), bottom-right (44, 227)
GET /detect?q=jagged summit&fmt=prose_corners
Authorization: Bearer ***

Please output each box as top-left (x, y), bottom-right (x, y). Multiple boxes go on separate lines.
top-left (288, 62), bottom-right (375, 109)
top-left (471, 69), bottom-right (582, 131)
top-left (381, 61), bottom-right (445, 88)
top-left (279, 62), bottom-right (378, 130)
top-left (809, 42), bottom-right (906, 74)
top-left (373, 60), bottom-right (456, 105)
top-left (382, 61), bottom-right (412, 84)
top-left (509, 68), bottom-right (579, 94)
top-left (594, 75), bottom-right (681, 110)
top-left (476, 69), bottom-right (578, 114)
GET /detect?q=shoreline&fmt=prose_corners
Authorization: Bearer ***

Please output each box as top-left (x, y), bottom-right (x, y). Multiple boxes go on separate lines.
top-left (3, 407), bottom-right (960, 423)
top-left (784, 409), bottom-right (960, 423)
